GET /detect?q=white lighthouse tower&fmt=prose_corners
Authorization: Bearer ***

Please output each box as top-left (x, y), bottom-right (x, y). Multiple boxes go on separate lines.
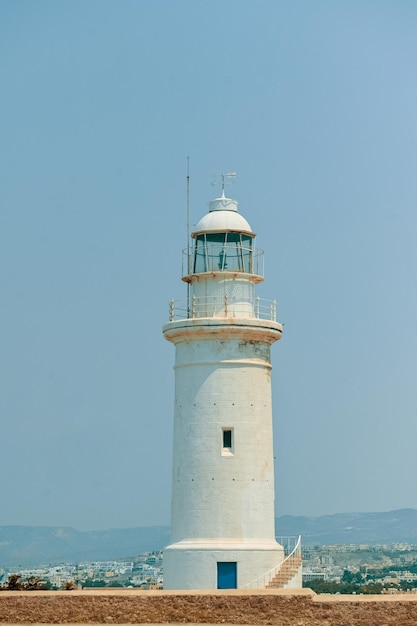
top-left (163, 182), bottom-right (286, 590)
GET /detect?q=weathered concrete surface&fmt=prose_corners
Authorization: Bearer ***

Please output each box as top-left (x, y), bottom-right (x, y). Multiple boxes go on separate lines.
top-left (1, 589), bottom-right (417, 625)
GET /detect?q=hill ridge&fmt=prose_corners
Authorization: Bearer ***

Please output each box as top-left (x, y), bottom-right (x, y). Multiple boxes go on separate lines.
top-left (1, 509), bottom-right (417, 567)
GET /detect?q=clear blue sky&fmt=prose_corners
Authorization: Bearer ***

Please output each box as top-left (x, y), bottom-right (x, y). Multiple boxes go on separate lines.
top-left (1, 0), bottom-right (416, 531)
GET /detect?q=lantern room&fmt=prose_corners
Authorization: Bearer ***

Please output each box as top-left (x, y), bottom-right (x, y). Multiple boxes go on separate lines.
top-left (180, 192), bottom-right (267, 320)
top-left (183, 193), bottom-right (264, 282)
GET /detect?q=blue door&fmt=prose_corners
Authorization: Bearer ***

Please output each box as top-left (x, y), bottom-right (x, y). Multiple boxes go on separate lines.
top-left (217, 562), bottom-right (237, 589)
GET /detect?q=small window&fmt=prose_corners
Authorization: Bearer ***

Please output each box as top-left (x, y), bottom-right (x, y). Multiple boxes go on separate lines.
top-left (223, 429), bottom-right (232, 448)
top-left (222, 428), bottom-right (234, 456)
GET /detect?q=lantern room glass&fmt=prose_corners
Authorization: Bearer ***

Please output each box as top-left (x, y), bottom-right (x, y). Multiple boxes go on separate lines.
top-left (193, 233), bottom-right (253, 274)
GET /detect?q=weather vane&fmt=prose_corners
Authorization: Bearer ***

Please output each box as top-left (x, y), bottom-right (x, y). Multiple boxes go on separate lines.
top-left (211, 172), bottom-right (237, 194)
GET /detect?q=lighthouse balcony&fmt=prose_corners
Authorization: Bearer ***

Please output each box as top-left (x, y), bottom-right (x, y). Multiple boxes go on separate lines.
top-left (168, 294), bottom-right (277, 322)
top-left (182, 243), bottom-right (264, 277)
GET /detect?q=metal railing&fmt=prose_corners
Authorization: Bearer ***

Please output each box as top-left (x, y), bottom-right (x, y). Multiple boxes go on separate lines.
top-left (168, 294), bottom-right (277, 322)
top-left (277, 536), bottom-right (301, 557)
top-left (244, 535), bottom-right (302, 589)
top-left (182, 246), bottom-right (265, 278)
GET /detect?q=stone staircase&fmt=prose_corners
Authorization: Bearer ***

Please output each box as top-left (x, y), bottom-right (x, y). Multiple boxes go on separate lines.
top-left (244, 536), bottom-right (302, 589)
top-left (266, 553), bottom-right (302, 588)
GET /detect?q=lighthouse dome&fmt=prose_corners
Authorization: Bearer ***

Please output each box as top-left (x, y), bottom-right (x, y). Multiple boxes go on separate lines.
top-left (193, 195), bottom-right (254, 237)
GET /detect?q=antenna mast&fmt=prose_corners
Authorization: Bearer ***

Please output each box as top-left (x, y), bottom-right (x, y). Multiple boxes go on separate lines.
top-left (186, 157), bottom-right (191, 317)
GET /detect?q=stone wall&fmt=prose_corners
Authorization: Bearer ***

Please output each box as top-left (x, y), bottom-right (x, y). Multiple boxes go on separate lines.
top-left (1, 589), bottom-right (417, 625)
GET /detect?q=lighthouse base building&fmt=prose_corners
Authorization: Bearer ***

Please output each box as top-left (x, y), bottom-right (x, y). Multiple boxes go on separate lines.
top-left (163, 190), bottom-right (301, 590)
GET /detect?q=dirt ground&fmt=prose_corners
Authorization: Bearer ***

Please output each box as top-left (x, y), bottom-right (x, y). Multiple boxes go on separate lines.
top-left (1, 588), bottom-right (417, 625)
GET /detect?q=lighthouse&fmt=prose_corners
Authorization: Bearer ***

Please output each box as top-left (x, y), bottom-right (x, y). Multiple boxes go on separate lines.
top-left (163, 183), bottom-right (285, 590)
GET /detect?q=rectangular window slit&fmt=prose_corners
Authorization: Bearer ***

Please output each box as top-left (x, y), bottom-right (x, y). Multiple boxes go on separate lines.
top-left (222, 428), bottom-right (234, 456)
top-left (223, 429), bottom-right (232, 448)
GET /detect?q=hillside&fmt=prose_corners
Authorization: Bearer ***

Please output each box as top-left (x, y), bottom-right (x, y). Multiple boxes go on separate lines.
top-left (2, 509), bottom-right (417, 567)
top-left (276, 508), bottom-right (417, 545)
top-left (0, 526), bottom-right (170, 567)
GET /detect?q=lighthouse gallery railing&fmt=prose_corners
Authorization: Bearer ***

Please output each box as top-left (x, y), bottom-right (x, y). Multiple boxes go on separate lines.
top-left (182, 245), bottom-right (265, 277)
top-left (168, 295), bottom-right (278, 322)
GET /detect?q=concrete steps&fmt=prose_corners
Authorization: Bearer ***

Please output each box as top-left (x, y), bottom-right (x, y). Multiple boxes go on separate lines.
top-left (267, 554), bottom-right (302, 589)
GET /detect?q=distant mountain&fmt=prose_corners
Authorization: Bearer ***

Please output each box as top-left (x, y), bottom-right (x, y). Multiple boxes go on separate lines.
top-left (0, 525), bottom-right (170, 568)
top-left (2, 509), bottom-right (417, 568)
top-left (275, 508), bottom-right (417, 545)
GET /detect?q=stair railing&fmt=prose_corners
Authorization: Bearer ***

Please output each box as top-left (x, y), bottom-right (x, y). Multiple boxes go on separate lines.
top-left (244, 535), bottom-right (302, 589)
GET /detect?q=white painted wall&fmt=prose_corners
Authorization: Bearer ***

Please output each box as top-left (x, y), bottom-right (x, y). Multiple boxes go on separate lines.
top-left (164, 543), bottom-right (284, 590)
top-left (163, 320), bottom-right (284, 589)
top-left (190, 273), bottom-right (255, 318)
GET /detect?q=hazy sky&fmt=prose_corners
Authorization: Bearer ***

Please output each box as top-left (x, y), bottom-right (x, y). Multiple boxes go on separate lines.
top-left (1, 0), bottom-right (417, 531)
